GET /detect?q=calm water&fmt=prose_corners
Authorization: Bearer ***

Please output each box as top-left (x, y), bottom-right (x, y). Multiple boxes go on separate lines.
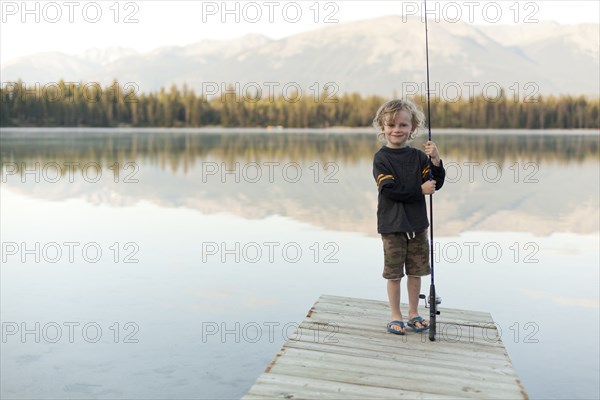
top-left (1, 128), bottom-right (599, 400)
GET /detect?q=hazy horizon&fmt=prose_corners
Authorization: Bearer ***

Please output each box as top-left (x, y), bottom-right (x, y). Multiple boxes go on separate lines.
top-left (1, 0), bottom-right (599, 64)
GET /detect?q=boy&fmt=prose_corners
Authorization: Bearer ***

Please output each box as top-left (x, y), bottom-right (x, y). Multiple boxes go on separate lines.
top-left (372, 99), bottom-right (445, 335)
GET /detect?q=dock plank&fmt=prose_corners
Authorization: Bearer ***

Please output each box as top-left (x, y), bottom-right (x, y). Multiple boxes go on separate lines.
top-left (300, 312), bottom-right (505, 347)
top-left (249, 373), bottom-right (456, 400)
top-left (243, 294), bottom-right (528, 400)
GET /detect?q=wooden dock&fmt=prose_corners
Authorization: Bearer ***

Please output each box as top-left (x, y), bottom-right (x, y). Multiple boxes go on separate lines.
top-left (243, 294), bottom-right (528, 399)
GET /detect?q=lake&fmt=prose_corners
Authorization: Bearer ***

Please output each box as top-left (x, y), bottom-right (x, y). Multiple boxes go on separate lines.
top-left (1, 128), bottom-right (598, 399)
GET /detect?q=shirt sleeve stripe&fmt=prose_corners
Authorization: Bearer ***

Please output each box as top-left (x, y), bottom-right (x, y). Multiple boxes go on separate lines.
top-left (376, 174), bottom-right (394, 188)
top-left (421, 165), bottom-right (430, 179)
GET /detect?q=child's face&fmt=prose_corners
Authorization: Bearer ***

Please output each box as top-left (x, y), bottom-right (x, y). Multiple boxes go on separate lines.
top-left (382, 110), bottom-right (413, 149)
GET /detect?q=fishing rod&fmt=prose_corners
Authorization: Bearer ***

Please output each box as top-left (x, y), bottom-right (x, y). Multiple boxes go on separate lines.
top-left (424, 0), bottom-right (440, 342)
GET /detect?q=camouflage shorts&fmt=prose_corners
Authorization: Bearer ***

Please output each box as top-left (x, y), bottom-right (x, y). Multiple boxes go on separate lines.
top-left (381, 230), bottom-right (431, 279)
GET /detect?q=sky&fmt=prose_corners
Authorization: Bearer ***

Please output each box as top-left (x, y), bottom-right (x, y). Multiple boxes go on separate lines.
top-left (1, 0), bottom-right (599, 64)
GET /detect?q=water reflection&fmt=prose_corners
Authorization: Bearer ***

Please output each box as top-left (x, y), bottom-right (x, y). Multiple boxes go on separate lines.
top-left (1, 129), bottom-right (598, 236)
top-left (1, 129), bottom-right (598, 400)
top-left (1, 128), bottom-right (598, 167)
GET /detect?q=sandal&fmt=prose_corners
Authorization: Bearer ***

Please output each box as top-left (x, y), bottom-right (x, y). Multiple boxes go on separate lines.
top-left (387, 320), bottom-right (406, 335)
top-left (407, 316), bottom-right (430, 332)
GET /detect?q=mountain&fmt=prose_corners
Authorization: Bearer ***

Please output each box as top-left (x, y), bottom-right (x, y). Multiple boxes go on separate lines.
top-left (1, 17), bottom-right (598, 97)
top-left (481, 22), bottom-right (599, 95)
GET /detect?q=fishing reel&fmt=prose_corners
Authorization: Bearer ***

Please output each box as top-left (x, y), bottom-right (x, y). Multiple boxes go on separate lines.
top-left (419, 293), bottom-right (441, 312)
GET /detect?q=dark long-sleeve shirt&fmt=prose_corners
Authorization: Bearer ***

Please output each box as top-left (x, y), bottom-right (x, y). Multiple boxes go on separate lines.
top-left (373, 146), bottom-right (445, 233)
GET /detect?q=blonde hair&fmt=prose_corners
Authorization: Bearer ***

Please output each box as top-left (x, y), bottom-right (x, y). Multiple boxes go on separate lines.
top-left (372, 99), bottom-right (425, 142)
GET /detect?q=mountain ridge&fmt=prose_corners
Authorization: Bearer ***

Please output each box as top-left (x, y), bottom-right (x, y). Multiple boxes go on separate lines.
top-left (2, 16), bottom-right (598, 97)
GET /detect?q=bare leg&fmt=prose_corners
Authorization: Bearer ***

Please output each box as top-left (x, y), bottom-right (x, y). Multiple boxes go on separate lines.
top-left (407, 276), bottom-right (428, 328)
top-left (387, 279), bottom-right (405, 333)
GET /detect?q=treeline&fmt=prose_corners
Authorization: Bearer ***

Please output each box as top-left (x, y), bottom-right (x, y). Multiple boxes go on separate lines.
top-left (1, 80), bottom-right (598, 129)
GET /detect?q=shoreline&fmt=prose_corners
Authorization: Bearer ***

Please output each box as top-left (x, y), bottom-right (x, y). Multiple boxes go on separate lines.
top-left (1, 127), bottom-right (599, 135)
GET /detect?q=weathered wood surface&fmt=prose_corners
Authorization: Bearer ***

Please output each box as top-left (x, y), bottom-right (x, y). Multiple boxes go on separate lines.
top-left (243, 294), bottom-right (528, 399)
